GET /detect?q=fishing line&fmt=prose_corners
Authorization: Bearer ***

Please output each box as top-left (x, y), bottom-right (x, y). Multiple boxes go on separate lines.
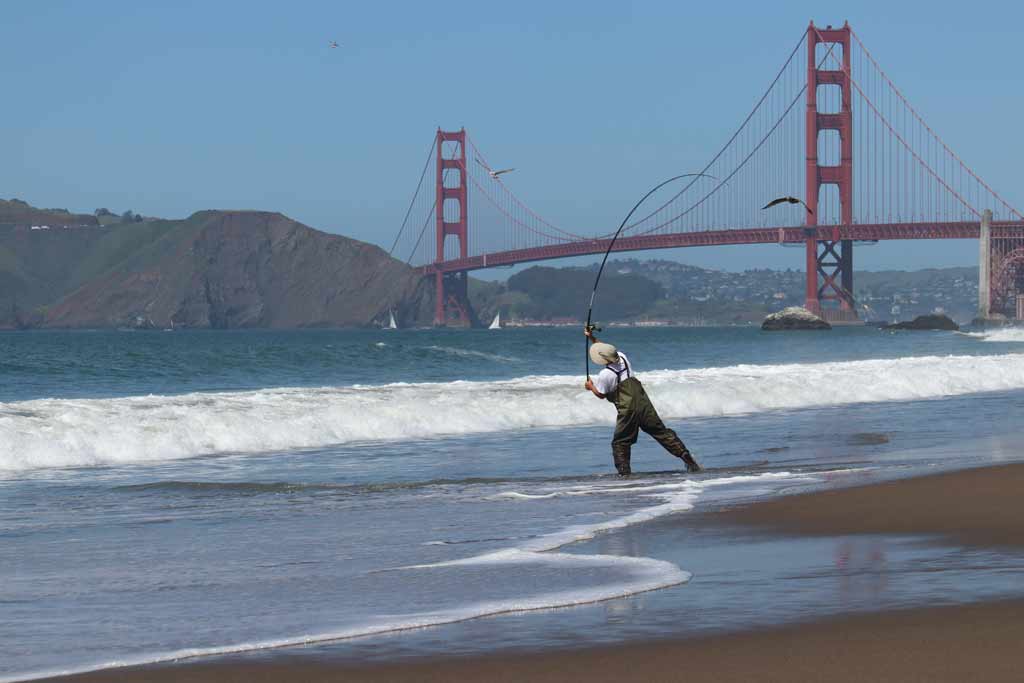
top-left (584, 173), bottom-right (717, 380)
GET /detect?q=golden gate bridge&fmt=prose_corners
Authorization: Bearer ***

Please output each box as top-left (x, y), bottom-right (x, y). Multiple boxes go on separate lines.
top-left (388, 22), bottom-right (1024, 326)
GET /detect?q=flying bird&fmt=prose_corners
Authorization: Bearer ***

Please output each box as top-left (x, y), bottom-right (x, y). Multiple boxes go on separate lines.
top-left (329, 40), bottom-right (340, 48)
top-left (476, 156), bottom-right (515, 179)
top-left (762, 196), bottom-right (813, 215)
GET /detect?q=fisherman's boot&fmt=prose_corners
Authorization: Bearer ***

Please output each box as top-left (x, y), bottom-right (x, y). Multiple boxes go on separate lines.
top-left (649, 424), bottom-right (702, 473)
top-left (611, 444), bottom-right (632, 476)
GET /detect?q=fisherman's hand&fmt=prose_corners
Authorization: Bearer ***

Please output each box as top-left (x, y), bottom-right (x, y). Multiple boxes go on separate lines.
top-left (583, 325), bottom-right (595, 340)
top-left (585, 378), bottom-right (595, 392)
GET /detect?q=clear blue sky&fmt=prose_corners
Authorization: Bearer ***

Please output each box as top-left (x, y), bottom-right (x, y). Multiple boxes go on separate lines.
top-left (3, 1), bottom-right (1020, 273)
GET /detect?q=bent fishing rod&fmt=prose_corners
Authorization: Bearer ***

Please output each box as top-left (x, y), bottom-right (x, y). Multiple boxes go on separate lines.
top-left (584, 173), bottom-right (717, 382)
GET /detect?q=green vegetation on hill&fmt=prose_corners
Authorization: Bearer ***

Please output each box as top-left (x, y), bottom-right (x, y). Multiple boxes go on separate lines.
top-left (471, 259), bottom-right (983, 325)
top-left (506, 266), bottom-right (664, 320)
top-left (0, 198), bottom-right (98, 227)
top-left (0, 200), bottom-right (432, 329)
top-left (0, 218), bottom-right (181, 326)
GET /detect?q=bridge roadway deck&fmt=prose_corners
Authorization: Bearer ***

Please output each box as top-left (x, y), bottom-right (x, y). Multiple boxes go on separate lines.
top-left (419, 220), bottom-right (1024, 275)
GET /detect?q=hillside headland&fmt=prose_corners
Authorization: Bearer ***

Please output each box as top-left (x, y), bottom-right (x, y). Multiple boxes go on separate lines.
top-left (0, 202), bottom-right (431, 329)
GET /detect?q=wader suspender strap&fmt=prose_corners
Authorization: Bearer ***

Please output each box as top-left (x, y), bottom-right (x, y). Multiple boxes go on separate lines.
top-left (606, 355), bottom-right (632, 383)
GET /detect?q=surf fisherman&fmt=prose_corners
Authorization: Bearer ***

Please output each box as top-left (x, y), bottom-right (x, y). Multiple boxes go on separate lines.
top-left (584, 326), bottom-right (701, 476)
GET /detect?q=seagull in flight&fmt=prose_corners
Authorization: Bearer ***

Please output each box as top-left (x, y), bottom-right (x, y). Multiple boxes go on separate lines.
top-left (329, 40), bottom-right (340, 49)
top-left (762, 196), bottom-right (813, 215)
top-left (476, 156), bottom-right (515, 180)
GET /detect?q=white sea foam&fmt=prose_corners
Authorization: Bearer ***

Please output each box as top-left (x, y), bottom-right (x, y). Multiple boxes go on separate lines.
top-left (422, 345), bottom-right (522, 363)
top-left (397, 473), bottom-right (817, 598)
top-left (0, 470), bottom-right (825, 683)
top-left (0, 556), bottom-right (685, 683)
top-left (962, 328), bottom-right (1024, 343)
top-left (485, 482), bottom-right (684, 501)
top-left (5, 353), bottom-right (1024, 473)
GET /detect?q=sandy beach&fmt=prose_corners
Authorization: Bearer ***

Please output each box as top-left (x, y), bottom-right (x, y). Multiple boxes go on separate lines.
top-left (40, 462), bottom-right (1024, 683)
top-left (716, 462), bottom-right (1024, 548)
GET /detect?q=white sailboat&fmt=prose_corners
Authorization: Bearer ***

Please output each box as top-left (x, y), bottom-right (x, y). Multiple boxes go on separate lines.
top-left (387, 310), bottom-right (397, 330)
top-left (488, 311), bottom-right (501, 330)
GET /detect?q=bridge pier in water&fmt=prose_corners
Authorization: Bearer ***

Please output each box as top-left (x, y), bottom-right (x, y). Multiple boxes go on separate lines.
top-left (433, 270), bottom-right (478, 327)
top-left (978, 209), bottom-right (991, 320)
top-left (977, 209), bottom-right (1024, 322)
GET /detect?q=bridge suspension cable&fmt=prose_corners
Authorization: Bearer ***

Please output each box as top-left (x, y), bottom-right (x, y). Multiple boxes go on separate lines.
top-left (618, 35), bottom-right (845, 238)
top-left (388, 137), bottom-right (437, 257)
top-left (627, 38), bottom-right (840, 238)
top-left (621, 29), bottom-right (810, 235)
top-left (466, 135), bottom-right (588, 242)
top-left (848, 28), bottom-right (1022, 220)
top-left (812, 25), bottom-right (976, 220)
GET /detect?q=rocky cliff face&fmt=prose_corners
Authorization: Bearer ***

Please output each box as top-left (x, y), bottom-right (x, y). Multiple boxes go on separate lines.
top-left (25, 210), bottom-right (431, 329)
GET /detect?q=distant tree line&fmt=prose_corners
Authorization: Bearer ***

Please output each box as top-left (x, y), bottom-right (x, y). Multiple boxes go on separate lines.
top-left (94, 208), bottom-right (143, 223)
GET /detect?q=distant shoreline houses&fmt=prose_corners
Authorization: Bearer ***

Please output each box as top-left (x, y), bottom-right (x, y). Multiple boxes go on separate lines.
top-left (21, 223), bottom-right (100, 231)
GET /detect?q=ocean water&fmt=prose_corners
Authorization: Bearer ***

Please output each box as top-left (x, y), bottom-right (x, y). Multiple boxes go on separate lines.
top-left (3, 325), bottom-right (1024, 681)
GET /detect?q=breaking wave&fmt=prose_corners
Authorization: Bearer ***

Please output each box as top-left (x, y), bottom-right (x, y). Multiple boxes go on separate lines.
top-left (4, 353), bottom-right (1024, 473)
top-left (962, 328), bottom-right (1024, 343)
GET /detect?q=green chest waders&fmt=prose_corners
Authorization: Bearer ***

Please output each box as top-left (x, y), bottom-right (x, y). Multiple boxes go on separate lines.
top-left (604, 364), bottom-right (700, 475)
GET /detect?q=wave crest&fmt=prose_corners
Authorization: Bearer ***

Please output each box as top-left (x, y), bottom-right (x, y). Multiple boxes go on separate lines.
top-left (4, 353), bottom-right (1024, 473)
top-left (963, 328), bottom-right (1024, 343)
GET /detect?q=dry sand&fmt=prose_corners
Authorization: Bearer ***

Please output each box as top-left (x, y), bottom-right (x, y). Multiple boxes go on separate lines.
top-left (43, 463), bottom-right (1024, 683)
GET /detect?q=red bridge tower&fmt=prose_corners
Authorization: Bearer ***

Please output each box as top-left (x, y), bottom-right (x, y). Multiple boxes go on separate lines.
top-left (433, 128), bottom-right (477, 326)
top-left (805, 21), bottom-right (856, 321)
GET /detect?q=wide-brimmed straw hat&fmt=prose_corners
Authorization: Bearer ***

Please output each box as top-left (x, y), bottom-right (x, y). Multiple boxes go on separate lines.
top-left (589, 342), bottom-right (620, 366)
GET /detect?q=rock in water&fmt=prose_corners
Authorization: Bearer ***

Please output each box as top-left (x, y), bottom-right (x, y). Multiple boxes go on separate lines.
top-left (884, 314), bottom-right (959, 331)
top-left (761, 307), bottom-right (831, 331)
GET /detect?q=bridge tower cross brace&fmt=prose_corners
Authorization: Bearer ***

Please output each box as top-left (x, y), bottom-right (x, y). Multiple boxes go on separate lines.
top-left (804, 21), bottom-right (856, 320)
top-left (433, 128), bottom-right (474, 326)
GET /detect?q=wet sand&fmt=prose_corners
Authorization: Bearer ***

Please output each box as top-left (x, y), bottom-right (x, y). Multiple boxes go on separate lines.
top-left (42, 463), bottom-right (1024, 683)
top-left (716, 462), bottom-right (1024, 549)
